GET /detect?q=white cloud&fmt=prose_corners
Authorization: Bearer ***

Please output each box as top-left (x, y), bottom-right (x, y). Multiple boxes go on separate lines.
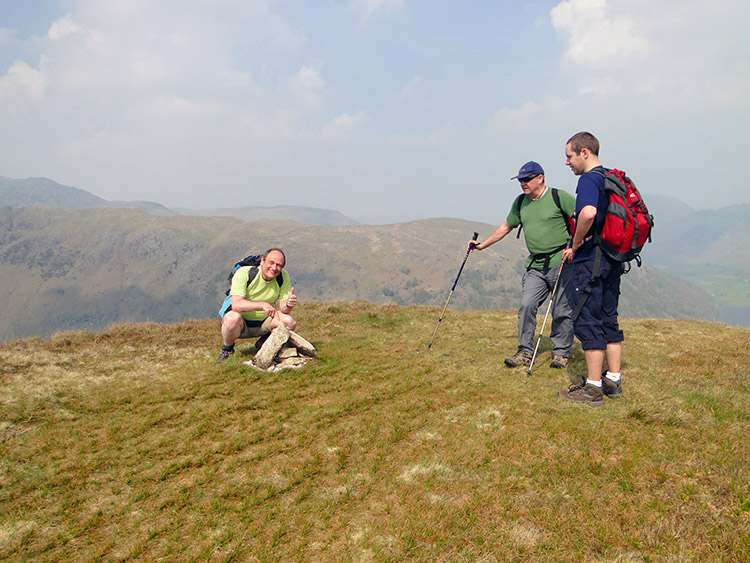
top-left (57, 130), bottom-right (121, 159)
top-left (0, 28), bottom-right (15, 44)
top-left (48, 16), bottom-right (82, 40)
top-left (577, 76), bottom-right (621, 97)
top-left (486, 101), bottom-right (541, 135)
top-left (400, 75), bottom-right (424, 100)
top-left (320, 111), bottom-right (368, 140)
top-left (137, 96), bottom-right (222, 118)
top-left (550, 0), bottom-right (652, 69)
top-left (349, 0), bottom-right (405, 22)
top-left (286, 66), bottom-right (326, 110)
top-left (389, 122), bottom-right (455, 148)
top-left (131, 51), bottom-right (167, 83)
top-left (0, 57), bottom-right (48, 101)
top-left (294, 66), bottom-right (325, 90)
top-left (550, 0), bottom-right (750, 107)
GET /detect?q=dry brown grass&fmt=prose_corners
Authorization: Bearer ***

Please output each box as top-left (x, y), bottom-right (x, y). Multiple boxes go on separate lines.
top-left (1, 302), bottom-right (748, 561)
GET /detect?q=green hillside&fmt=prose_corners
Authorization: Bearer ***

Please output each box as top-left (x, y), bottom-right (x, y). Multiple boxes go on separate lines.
top-left (644, 195), bottom-right (750, 311)
top-left (0, 206), bottom-right (717, 342)
top-left (1, 303), bottom-right (747, 561)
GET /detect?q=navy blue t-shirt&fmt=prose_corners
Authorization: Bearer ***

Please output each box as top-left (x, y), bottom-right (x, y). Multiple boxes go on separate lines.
top-left (573, 166), bottom-right (609, 263)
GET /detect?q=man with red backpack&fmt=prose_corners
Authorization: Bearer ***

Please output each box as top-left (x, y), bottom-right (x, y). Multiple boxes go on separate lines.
top-left (559, 132), bottom-right (625, 406)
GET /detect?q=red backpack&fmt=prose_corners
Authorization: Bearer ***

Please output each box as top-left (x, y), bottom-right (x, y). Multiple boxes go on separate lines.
top-left (570, 169), bottom-right (655, 321)
top-left (592, 169), bottom-right (654, 264)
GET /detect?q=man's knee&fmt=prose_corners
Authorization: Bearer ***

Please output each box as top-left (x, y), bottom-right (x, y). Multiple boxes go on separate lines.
top-left (222, 311), bottom-right (244, 332)
top-left (282, 315), bottom-right (297, 331)
top-left (272, 313), bottom-right (297, 331)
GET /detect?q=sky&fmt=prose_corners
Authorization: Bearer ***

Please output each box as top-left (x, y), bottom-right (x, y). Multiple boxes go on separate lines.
top-left (1, 0), bottom-right (748, 225)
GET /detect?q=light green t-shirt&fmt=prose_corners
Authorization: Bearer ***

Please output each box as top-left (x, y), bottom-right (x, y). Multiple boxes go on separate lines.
top-left (229, 266), bottom-right (291, 321)
top-left (506, 187), bottom-right (576, 270)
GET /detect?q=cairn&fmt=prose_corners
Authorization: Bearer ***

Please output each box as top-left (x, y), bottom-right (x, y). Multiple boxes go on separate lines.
top-left (246, 326), bottom-right (317, 372)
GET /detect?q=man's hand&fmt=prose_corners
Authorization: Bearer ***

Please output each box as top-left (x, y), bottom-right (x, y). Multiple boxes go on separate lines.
top-left (285, 287), bottom-right (297, 309)
top-left (468, 239), bottom-right (480, 251)
top-left (562, 247), bottom-right (575, 263)
top-left (261, 302), bottom-right (277, 318)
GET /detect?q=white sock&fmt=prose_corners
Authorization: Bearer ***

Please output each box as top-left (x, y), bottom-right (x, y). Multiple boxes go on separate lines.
top-left (586, 378), bottom-right (603, 388)
top-left (606, 371), bottom-right (621, 382)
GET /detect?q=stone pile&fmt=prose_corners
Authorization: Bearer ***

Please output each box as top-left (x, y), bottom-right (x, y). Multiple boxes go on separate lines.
top-left (244, 326), bottom-right (317, 372)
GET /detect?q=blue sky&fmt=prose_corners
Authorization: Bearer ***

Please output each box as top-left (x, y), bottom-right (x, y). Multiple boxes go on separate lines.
top-left (1, 0), bottom-right (748, 224)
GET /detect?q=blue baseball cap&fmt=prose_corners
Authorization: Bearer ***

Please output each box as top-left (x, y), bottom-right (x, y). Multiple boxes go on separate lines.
top-left (510, 161), bottom-right (544, 180)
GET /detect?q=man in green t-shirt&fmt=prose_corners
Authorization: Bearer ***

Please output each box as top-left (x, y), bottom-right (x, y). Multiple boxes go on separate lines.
top-left (214, 248), bottom-right (297, 365)
top-left (471, 161), bottom-right (575, 369)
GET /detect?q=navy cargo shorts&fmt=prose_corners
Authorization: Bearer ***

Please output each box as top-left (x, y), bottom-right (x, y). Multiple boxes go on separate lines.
top-left (568, 253), bottom-right (625, 350)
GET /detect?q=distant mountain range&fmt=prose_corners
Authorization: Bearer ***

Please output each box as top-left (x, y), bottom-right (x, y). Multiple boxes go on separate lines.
top-left (640, 194), bottom-right (750, 325)
top-left (0, 175), bottom-right (746, 340)
top-left (0, 176), bottom-right (175, 216)
top-left (175, 205), bottom-right (358, 226)
top-left (0, 176), bottom-right (359, 226)
top-left (644, 193), bottom-right (750, 276)
top-left (0, 206), bottom-right (715, 342)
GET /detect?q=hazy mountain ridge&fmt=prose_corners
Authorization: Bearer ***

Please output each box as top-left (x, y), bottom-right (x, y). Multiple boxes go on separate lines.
top-left (0, 176), bottom-right (175, 216)
top-left (0, 206), bottom-right (716, 342)
top-left (176, 205), bottom-right (358, 226)
top-left (2, 175), bottom-right (747, 339)
top-left (643, 194), bottom-right (750, 275)
top-left (3, 176), bottom-right (747, 271)
top-left (0, 176), bottom-right (358, 226)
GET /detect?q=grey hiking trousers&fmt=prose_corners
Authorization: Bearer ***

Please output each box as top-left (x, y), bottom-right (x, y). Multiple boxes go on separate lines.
top-left (517, 266), bottom-right (573, 357)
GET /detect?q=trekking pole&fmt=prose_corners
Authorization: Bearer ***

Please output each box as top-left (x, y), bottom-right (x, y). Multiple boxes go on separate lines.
top-left (527, 260), bottom-right (565, 376)
top-left (427, 232), bottom-right (479, 349)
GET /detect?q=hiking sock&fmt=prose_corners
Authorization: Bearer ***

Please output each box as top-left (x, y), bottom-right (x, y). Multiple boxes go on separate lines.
top-left (605, 371), bottom-right (621, 382)
top-left (221, 344), bottom-right (235, 353)
top-left (586, 378), bottom-right (603, 388)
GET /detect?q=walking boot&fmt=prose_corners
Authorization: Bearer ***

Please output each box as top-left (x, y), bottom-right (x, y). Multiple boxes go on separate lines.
top-left (504, 349), bottom-right (532, 368)
top-left (558, 383), bottom-right (604, 406)
top-left (602, 371), bottom-right (623, 398)
top-left (550, 354), bottom-right (569, 369)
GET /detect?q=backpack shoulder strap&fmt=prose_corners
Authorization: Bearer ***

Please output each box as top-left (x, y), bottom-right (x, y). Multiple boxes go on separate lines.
top-left (226, 265), bottom-right (259, 296)
top-left (571, 245), bottom-right (604, 321)
top-left (245, 266), bottom-right (259, 290)
top-left (551, 187), bottom-right (561, 209)
top-left (550, 187), bottom-right (575, 236)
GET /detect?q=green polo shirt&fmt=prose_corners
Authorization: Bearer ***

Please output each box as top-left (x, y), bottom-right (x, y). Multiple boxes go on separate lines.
top-left (507, 187), bottom-right (576, 270)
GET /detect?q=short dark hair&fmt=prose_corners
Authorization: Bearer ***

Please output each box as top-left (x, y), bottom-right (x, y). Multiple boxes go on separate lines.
top-left (264, 248), bottom-right (286, 267)
top-left (567, 131), bottom-right (600, 156)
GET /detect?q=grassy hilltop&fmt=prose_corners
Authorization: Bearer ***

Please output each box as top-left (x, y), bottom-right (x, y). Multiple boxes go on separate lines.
top-left (1, 302), bottom-right (748, 561)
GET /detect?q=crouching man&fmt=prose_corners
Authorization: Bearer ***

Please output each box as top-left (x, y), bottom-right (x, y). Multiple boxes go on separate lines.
top-left (214, 248), bottom-right (297, 365)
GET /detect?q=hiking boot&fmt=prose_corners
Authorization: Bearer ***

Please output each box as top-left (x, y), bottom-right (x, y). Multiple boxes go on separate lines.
top-left (504, 349), bottom-right (532, 368)
top-left (213, 348), bottom-right (234, 366)
top-left (550, 355), bottom-right (569, 369)
top-left (558, 383), bottom-right (604, 406)
top-left (602, 371), bottom-right (623, 398)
